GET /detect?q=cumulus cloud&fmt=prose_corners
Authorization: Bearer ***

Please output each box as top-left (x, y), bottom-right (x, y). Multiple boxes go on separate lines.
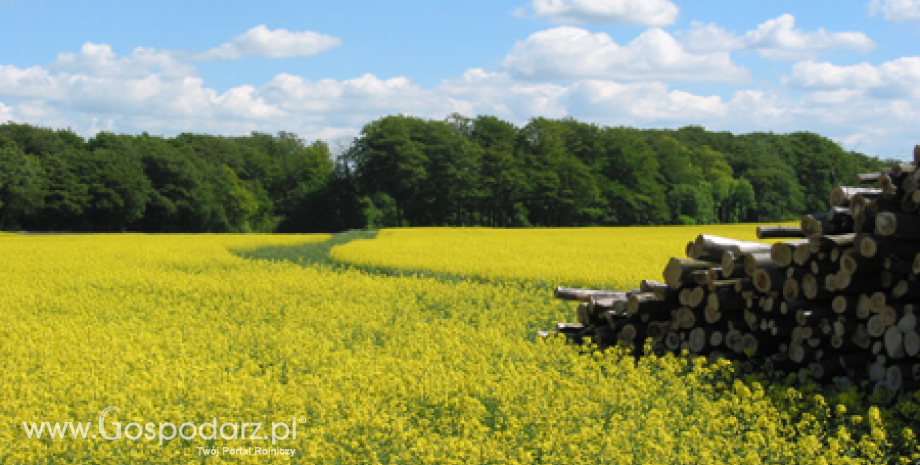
top-left (0, 101), bottom-right (13, 121)
top-left (786, 57), bottom-right (920, 98)
top-left (198, 25), bottom-right (342, 60)
top-left (0, 43), bottom-right (285, 124)
top-left (529, 0), bottom-right (679, 26)
top-left (869, 0), bottom-right (920, 22)
top-left (684, 14), bottom-right (875, 61)
top-left (51, 43), bottom-right (197, 78)
top-left (501, 26), bottom-right (749, 82)
top-left (440, 68), bottom-right (569, 118)
top-left (262, 72), bottom-right (467, 124)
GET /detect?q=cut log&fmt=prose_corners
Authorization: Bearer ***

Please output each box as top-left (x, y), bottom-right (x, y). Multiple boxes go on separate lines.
top-left (688, 286), bottom-right (707, 310)
top-left (829, 186), bottom-right (882, 207)
top-left (743, 251), bottom-right (774, 277)
top-left (663, 258), bottom-right (716, 288)
top-left (867, 314), bottom-right (891, 338)
top-left (756, 225), bottom-right (805, 239)
top-left (690, 235), bottom-right (772, 261)
top-left (832, 294), bottom-right (859, 314)
top-left (753, 267), bottom-right (786, 293)
top-left (904, 330), bottom-right (919, 357)
top-left (809, 233), bottom-right (855, 253)
top-left (706, 290), bottom-right (746, 313)
top-left (801, 273), bottom-right (832, 300)
top-left (554, 287), bottom-right (626, 302)
top-left (771, 240), bottom-right (809, 268)
top-left (876, 211), bottom-right (920, 237)
top-left (896, 310), bottom-right (916, 332)
top-left (884, 326), bottom-right (905, 358)
top-left (675, 307), bottom-right (699, 329)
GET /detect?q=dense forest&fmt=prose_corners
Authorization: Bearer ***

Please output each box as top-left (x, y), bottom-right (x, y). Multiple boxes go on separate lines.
top-left (0, 115), bottom-right (888, 233)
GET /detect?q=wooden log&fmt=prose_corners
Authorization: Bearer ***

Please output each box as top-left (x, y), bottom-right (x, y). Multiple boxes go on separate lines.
top-left (771, 240), bottom-right (809, 268)
top-left (689, 269), bottom-right (713, 286)
top-left (554, 287), bottom-right (625, 302)
top-left (588, 294), bottom-right (628, 319)
top-left (743, 251), bottom-right (774, 277)
top-left (793, 241), bottom-right (814, 267)
top-left (675, 306), bottom-right (699, 329)
top-left (808, 258), bottom-right (838, 276)
top-left (808, 359), bottom-right (846, 380)
top-left (800, 214), bottom-right (825, 237)
top-left (706, 290), bottom-right (746, 313)
top-left (884, 255), bottom-right (914, 273)
top-left (724, 329), bottom-right (744, 354)
top-left (886, 363), bottom-right (920, 392)
top-left (689, 326), bottom-right (714, 353)
top-left (879, 172), bottom-right (899, 199)
top-left (867, 314), bottom-right (892, 338)
top-left (754, 267), bottom-right (786, 293)
top-left (688, 286), bottom-right (707, 310)
top-left (801, 273), bottom-right (833, 300)
top-left (704, 304), bottom-right (722, 324)
top-left (678, 287), bottom-right (692, 306)
top-left (788, 343), bottom-right (821, 363)
top-left (690, 235), bottom-right (772, 261)
top-left (829, 186), bottom-right (882, 207)
top-left (896, 308), bottom-right (916, 332)
top-left (640, 280), bottom-right (671, 297)
top-left (757, 225), bottom-right (805, 239)
top-left (876, 211), bottom-right (920, 237)
top-left (809, 233), bottom-right (855, 254)
top-left (904, 330), bottom-right (919, 357)
top-left (663, 258), bottom-right (716, 289)
top-left (840, 252), bottom-right (885, 274)
top-left (851, 324), bottom-right (872, 349)
top-left (664, 331), bottom-right (682, 352)
top-left (832, 294), bottom-right (859, 315)
top-left (720, 251), bottom-right (745, 279)
top-left (884, 326), bottom-right (906, 358)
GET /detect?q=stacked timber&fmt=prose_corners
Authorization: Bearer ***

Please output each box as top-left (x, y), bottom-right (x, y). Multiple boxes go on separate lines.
top-left (543, 146), bottom-right (920, 400)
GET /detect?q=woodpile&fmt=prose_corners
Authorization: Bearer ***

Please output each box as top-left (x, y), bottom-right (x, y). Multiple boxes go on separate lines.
top-left (543, 146), bottom-right (920, 400)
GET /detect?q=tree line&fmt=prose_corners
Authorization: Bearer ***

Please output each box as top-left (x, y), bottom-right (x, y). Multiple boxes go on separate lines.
top-left (0, 116), bottom-right (888, 233)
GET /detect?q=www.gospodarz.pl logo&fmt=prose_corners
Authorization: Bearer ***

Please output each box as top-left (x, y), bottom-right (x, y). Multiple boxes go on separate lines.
top-left (23, 406), bottom-right (304, 446)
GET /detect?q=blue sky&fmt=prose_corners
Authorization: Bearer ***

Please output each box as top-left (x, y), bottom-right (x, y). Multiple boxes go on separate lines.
top-left (2, 0), bottom-right (919, 159)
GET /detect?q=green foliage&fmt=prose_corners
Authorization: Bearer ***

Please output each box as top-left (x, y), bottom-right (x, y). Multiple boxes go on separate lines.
top-left (0, 119), bottom-right (889, 232)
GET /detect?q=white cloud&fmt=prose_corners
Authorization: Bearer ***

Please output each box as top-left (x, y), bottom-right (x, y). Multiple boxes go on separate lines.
top-left (0, 43), bottom-right (286, 126)
top-left (198, 25), bottom-right (341, 60)
top-left (0, 101), bottom-right (13, 121)
top-left (786, 57), bottom-right (920, 98)
top-left (262, 73), bottom-right (467, 124)
top-left (440, 68), bottom-right (569, 119)
top-left (529, 0), bottom-right (679, 26)
top-left (869, 0), bottom-right (920, 22)
top-left (51, 43), bottom-right (196, 78)
top-left (564, 80), bottom-right (728, 122)
top-left (501, 26), bottom-right (749, 82)
top-left (683, 14), bottom-right (875, 61)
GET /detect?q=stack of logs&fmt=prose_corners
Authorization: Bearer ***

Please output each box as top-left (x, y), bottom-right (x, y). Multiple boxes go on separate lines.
top-left (543, 146), bottom-right (920, 400)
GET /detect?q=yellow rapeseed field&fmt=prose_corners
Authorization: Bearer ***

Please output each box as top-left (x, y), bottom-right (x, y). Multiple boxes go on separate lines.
top-left (1, 231), bottom-right (917, 464)
top-left (329, 225), bottom-right (770, 289)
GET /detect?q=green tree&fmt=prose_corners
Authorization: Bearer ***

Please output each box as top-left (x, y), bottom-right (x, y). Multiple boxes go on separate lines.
top-left (0, 143), bottom-right (45, 230)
